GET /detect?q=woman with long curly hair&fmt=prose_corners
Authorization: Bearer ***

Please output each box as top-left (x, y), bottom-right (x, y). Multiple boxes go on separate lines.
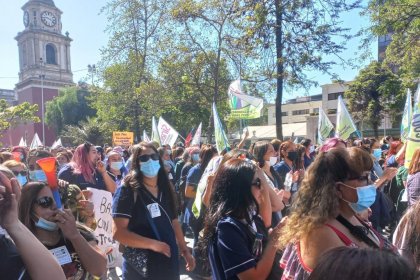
top-left (279, 147), bottom-right (395, 279)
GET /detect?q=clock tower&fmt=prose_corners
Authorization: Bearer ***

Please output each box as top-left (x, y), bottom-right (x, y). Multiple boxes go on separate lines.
top-left (13, 0), bottom-right (74, 146)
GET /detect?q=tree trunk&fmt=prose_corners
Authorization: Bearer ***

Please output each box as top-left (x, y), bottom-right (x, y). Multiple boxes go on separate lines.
top-left (275, 0), bottom-right (284, 140)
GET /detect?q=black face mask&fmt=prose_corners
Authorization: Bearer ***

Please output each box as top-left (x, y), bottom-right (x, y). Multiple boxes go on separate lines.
top-left (287, 151), bottom-right (298, 161)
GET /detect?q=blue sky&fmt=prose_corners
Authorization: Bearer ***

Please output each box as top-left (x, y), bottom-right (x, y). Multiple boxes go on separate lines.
top-left (0, 0), bottom-right (377, 100)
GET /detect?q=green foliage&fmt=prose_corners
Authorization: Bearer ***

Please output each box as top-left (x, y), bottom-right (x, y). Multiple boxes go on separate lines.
top-left (60, 117), bottom-right (112, 147)
top-left (0, 100), bottom-right (39, 139)
top-left (45, 86), bottom-right (96, 134)
top-left (364, 0), bottom-right (420, 83)
top-left (345, 61), bottom-right (404, 138)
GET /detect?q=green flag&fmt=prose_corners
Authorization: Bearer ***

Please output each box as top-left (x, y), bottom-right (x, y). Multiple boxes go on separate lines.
top-left (405, 85), bottom-right (420, 167)
top-left (228, 79), bottom-right (263, 119)
top-left (335, 95), bottom-right (358, 140)
top-left (318, 107), bottom-right (334, 144)
top-left (401, 89), bottom-right (412, 143)
top-left (213, 103), bottom-right (230, 154)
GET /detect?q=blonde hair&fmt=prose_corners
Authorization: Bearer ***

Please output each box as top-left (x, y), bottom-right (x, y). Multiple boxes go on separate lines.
top-left (3, 160), bottom-right (26, 170)
top-left (278, 147), bottom-right (373, 248)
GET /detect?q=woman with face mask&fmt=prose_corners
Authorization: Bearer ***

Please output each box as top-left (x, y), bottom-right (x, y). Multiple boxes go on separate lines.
top-left (279, 147), bottom-right (396, 280)
top-left (19, 182), bottom-right (107, 279)
top-left (252, 141), bottom-right (287, 225)
top-left (274, 140), bottom-right (300, 187)
top-left (106, 150), bottom-right (127, 186)
top-left (112, 142), bottom-right (195, 279)
top-left (3, 160), bottom-right (28, 187)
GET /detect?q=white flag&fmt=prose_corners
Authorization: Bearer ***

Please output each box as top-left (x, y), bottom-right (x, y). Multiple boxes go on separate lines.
top-left (151, 116), bottom-right (161, 145)
top-left (51, 138), bottom-right (62, 149)
top-left (143, 130), bottom-right (150, 142)
top-left (191, 122), bottom-right (202, 147)
top-left (335, 96), bottom-right (359, 140)
top-left (30, 133), bottom-right (42, 149)
top-left (318, 107), bottom-right (334, 144)
top-left (157, 117), bottom-right (179, 147)
top-left (18, 137), bottom-right (27, 147)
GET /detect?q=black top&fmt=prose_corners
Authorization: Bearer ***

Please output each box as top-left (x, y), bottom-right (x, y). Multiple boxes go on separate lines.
top-left (112, 184), bottom-right (179, 279)
top-left (58, 165), bottom-right (109, 191)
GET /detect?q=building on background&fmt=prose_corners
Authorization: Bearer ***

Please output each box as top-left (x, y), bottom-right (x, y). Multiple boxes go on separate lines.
top-left (1, 0), bottom-right (74, 147)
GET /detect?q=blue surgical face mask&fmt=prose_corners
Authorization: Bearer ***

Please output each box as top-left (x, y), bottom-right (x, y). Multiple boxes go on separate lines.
top-left (16, 174), bottom-right (28, 187)
top-left (340, 183), bottom-right (377, 213)
top-left (192, 154), bottom-right (199, 162)
top-left (29, 170), bottom-right (47, 182)
top-left (140, 159), bottom-right (161, 178)
top-left (110, 161), bottom-right (124, 170)
top-left (373, 149), bottom-right (382, 160)
top-left (34, 217), bottom-right (59, 231)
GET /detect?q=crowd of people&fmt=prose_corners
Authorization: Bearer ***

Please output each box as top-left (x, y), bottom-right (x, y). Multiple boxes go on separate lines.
top-left (0, 134), bottom-right (419, 279)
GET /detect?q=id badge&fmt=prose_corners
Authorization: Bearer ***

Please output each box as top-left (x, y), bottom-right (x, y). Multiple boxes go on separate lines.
top-left (50, 245), bottom-right (72, 265)
top-left (147, 203), bottom-right (161, 218)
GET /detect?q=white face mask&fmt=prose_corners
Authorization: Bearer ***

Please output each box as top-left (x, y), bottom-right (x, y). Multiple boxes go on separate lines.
top-left (269, 156), bottom-right (278, 166)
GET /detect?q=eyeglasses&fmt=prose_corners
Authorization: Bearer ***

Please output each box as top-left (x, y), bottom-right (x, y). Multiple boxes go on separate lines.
top-left (251, 178), bottom-right (261, 189)
top-left (35, 196), bottom-right (54, 208)
top-left (138, 153), bottom-right (160, 162)
top-left (12, 170), bottom-right (28, 176)
top-left (348, 174), bottom-right (371, 185)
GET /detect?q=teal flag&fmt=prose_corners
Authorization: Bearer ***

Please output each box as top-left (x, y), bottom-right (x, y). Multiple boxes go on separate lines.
top-left (318, 107), bottom-right (334, 144)
top-left (401, 89), bottom-right (412, 142)
top-left (151, 116), bottom-right (161, 146)
top-left (335, 95), bottom-right (358, 140)
top-left (213, 103), bottom-right (230, 154)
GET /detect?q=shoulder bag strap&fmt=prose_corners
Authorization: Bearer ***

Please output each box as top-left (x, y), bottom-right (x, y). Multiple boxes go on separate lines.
top-left (134, 188), bottom-right (162, 241)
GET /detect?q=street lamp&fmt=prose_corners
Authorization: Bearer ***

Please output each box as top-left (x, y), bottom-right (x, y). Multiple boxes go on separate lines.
top-left (39, 58), bottom-right (45, 146)
top-left (87, 64), bottom-right (96, 85)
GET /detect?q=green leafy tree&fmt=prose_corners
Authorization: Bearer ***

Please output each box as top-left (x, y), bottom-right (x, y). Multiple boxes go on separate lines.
top-left (171, 0), bottom-right (246, 142)
top-left (363, 0), bottom-right (420, 84)
top-left (45, 85), bottom-right (96, 135)
top-left (345, 61), bottom-right (404, 138)
top-left (97, 0), bottom-right (171, 139)
top-left (0, 100), bottom-right (39, 140)
top-left (237, 0), bottom-right (361, 139)
top-left (60, 117), bottom-right (112, 147)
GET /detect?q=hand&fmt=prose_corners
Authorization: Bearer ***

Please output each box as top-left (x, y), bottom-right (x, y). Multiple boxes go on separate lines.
top-left (58, 179), bottom-right (69, 189)
top-left (150, 240), bottom-right (171, 258)
top-left (0, 175), bottom-right (21, 231)
top-left (269, 216), bottom-right (288, 242)
top-left (96, 160), bottom-right (106, 174)
top-left (77, 200), bottom-right (94, 218)
top-left (182, 250), bottom-right (196, 272)
top-left (244, 129), bottom-right (249, 139)
top-left (55, 209), bottom-right (80, 241)
top-left (383, 167), bottom-right (397, 181)
top-left (274, 189), bottom-right (285, 210)
top-left (292, 171), bottom-right (300, 183)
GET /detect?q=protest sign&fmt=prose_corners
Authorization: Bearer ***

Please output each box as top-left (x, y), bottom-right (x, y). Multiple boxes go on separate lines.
top-left (112, 131), bottom-right (134, 146)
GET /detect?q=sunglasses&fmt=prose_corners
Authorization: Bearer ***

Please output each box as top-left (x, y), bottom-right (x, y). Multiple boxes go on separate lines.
top-left (251, 178), bottom-right (262, 189)
top-left (138, 153), bottom-right (160, 162)
top-left (348, 174), bottom-right (371, 185)
top-left (35, 196), bottom-right (54, 208)
top-left (12, 170), bottom-right (28, 176)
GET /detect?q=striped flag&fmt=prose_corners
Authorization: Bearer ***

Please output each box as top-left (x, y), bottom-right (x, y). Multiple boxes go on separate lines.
top-left (184, 128), bottom-right (195, 147)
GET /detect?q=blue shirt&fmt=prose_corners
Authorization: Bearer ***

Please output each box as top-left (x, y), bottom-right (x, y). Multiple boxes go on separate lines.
top-left (273, 161), bottom-right (292, 184)
top-left (209, 216), bottom-right (267, 280)
top-left (58, 165), bottom-right (108, 191)
top-left (186, 164), bottom-right (203, 190)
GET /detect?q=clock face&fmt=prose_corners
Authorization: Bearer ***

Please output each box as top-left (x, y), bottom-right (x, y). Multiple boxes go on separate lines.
top-left (41, 11), bottom-right (57, 27)
top-left (23, 11), bottom-right (29, 27)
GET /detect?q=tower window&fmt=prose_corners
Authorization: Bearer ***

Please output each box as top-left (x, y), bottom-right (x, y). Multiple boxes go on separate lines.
top-left (46, 44), bottom-right (57, 64)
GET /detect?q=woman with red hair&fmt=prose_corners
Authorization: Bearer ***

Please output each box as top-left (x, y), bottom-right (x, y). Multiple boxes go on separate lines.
top-left (58, 142), bottom-right (116, 193)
